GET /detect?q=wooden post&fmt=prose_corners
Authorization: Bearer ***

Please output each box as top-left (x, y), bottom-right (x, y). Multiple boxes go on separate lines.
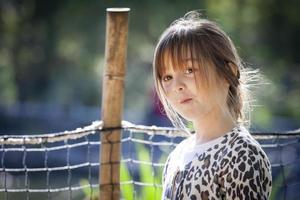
top-left (100, 8), bottom-right (130, 200)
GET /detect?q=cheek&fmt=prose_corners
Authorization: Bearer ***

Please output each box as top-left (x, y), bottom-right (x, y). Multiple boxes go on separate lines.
top-left (194, 86), bottom-right (214, 105)
top-left (163, 91), bottom-right (178, 107)
top-left (160, 85), bottom-right (172, 101)
top-left (164, 91), bottom-right (175, 104)
top-left (161, 83), bottom-right (173, 96)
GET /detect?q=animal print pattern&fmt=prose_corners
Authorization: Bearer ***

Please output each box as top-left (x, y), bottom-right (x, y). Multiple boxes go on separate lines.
top-left (162, 126), bottom-right (272, 200)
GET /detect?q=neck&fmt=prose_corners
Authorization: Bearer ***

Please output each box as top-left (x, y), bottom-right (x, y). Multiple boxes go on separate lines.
top-left (192, 108), bottom-right (236, 144)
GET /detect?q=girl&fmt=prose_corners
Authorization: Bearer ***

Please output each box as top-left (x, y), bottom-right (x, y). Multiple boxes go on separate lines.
top-left (153, 11), bottom-right (272, 200)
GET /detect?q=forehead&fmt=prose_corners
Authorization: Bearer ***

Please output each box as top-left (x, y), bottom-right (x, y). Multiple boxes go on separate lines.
top-left (164, 55), bottom-right (192, 71)
top-left (157, 47), bottom-right (195, 76)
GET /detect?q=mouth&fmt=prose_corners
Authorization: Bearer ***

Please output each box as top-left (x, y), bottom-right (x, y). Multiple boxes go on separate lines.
top-left (180, 98), bottom-right (193, 104)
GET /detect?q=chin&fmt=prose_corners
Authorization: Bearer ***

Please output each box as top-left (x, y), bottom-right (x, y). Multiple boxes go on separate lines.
top-left (179, 112), bottom-right (198, 121)
top-left (179, 109), bottom-right (210, 121)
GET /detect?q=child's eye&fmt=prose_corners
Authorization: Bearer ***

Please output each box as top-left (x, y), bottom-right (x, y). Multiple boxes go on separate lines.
top-left (185, 68), bottom-right (194, 74)
top-left (162, 75), bottom-right (172, 82)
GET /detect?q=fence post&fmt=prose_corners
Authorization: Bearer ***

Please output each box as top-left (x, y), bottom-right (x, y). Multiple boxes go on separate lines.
top-left (100, 8), bottom-right (130, 200)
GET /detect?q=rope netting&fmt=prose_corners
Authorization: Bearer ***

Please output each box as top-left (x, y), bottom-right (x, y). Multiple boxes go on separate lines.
top-left (0, 121), bottom-right (300, 200)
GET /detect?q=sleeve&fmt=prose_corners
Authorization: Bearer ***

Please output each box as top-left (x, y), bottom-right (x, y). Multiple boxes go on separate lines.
top-left (220, 143), bottom-right (272, 200)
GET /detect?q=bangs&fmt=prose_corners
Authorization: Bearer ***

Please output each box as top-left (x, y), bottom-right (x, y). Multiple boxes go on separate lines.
top-left (156, 38), bottom-right (191, 78)
top-left (154, 30), bottom-right (215, 89)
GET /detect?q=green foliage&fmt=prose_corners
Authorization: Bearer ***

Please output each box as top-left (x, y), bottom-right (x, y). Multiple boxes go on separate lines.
top-left (135, 143), bottom-right (162, 199)
top-left (0, 0), bottom-right (299, 128)
top-left (204, 0), bottom-right (300, 127)
top-left (270, 168), bottom-right (292, 200)
top-left (79, 179), bottom-right (99, 200)
top-left (0, 64), bottom-right (17, 105)
top-left (81, 142), bottom-right (166, 200)
top-left (120, 161), bottom-right (134, 200)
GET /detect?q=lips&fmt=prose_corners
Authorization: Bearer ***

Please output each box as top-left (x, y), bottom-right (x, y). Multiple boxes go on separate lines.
top-left (180, 98), bottom-right (193, 104)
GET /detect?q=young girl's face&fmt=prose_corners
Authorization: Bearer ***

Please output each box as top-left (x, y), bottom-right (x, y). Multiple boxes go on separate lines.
top-left (160, 56), bottom-right (224, 122)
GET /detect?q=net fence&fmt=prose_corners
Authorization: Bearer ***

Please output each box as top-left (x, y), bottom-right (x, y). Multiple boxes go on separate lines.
top-left (0, 121), bottom-right (300, 200)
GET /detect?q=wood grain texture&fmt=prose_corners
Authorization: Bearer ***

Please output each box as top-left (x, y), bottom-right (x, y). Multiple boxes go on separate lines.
top-left (100, 8), bottom-right (130, 200)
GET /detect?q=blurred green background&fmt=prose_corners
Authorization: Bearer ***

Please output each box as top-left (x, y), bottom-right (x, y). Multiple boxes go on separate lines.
top-left (0, 1), bottom-right (299, 200)
top-left (0, 0), bottom-right (299, 133)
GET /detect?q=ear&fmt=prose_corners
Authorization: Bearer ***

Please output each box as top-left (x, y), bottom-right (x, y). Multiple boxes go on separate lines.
top-left (223, 62), bottom-right (240, 87)
top-left (228, 62), bottom-right (238, 77)
top-left (221, 62), bottom-right (237, 88)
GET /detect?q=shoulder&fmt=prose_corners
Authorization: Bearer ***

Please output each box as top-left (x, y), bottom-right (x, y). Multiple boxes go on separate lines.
top-left (225, 126), bottom-right (272, 174)
top-left (219, 126), bottom-right (272, 199)
top-left (230, 127), bottom-right (270, 166)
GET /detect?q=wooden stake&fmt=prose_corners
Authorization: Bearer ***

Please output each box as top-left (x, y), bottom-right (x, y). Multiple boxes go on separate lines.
top-left (100, 8), bottom-right (130, 200)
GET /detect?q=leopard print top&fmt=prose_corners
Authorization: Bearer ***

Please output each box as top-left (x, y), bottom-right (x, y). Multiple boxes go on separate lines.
top-left (162, 126), bottom-right (272, 200)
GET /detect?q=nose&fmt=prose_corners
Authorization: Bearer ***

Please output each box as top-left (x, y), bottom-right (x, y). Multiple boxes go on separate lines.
top-left (173, 77), bottom-right (185, 93)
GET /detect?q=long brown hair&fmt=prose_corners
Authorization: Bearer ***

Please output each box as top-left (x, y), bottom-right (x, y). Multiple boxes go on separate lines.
top-left (153, 11), bottom-right (258, 130)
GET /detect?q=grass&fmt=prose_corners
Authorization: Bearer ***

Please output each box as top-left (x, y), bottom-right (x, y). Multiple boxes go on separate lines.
top-left (80, 142), bottom-right (166, 200)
